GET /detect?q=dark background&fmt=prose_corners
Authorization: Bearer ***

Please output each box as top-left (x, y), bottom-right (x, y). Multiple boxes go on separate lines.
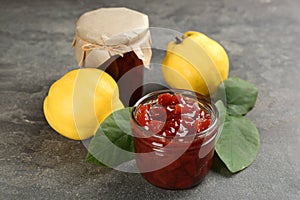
top-left (0, 0), bottom-right (299, 199)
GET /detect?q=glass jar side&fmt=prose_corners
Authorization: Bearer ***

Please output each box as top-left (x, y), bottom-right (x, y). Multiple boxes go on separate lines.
top-left (130, 89), bottom-right (219, 189)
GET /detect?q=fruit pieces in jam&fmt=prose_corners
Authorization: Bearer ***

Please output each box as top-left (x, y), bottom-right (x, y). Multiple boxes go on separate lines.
top-left (135, 93), bottom-right (212, 137)
top-left (133, 92), bottom-right (218, 189)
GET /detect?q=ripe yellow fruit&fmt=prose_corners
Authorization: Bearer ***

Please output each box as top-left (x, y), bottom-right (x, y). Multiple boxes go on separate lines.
top-left (162, 31), bottom-right (229, 96)
top-left (43, 68), bottom-right (124, 140)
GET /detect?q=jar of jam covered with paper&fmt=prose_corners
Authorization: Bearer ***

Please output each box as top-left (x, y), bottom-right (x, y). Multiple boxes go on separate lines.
top-left (73, 8), bottom-right (152, 106)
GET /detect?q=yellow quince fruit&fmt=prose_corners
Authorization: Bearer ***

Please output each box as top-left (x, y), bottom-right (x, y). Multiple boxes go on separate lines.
top-left (43, 68), bottom-right (124, 140)
top-left (162, 31), bottom-right (229, 96)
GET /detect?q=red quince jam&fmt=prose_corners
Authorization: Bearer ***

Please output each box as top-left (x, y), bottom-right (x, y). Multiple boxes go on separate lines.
top-left (136, 93), bottom-right (212, 137)
top-left (132, 92), bottom-right (218, 189)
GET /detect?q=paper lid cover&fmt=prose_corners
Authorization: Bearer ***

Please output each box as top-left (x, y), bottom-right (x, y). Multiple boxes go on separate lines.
top-left (73, 7), bottom-right (152, 67)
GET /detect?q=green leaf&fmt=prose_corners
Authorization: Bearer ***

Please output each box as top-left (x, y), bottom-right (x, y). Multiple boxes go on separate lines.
top-left (86, 152), bottom-right (106, 166)
top-left (214, 77), bottom-right (258, 116)
top-left (215, 100), bottom-right (226, 143)
top-left (215, 115), bottom-right (260, 173)
top-left (86, 107), bottom-right (135, 167)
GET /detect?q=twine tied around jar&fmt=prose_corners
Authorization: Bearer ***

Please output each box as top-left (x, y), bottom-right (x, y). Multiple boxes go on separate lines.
top-left (72, 37), bottom-right (129, 66)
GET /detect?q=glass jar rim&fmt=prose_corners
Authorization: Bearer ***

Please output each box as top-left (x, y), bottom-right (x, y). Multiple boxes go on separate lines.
top-left (131, 89), bottom-right (219, 139)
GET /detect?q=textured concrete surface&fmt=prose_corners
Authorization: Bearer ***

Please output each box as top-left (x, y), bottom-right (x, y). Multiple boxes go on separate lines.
top-left (1, 0), bottom-right (300, 199)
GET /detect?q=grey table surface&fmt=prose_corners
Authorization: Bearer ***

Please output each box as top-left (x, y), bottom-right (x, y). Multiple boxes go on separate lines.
top-left (1, 0), bottom-right (300, 199)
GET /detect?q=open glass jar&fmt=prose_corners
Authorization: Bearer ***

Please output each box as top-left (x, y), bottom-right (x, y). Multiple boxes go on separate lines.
top-left (131, 89), bottom-right (219, 189)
